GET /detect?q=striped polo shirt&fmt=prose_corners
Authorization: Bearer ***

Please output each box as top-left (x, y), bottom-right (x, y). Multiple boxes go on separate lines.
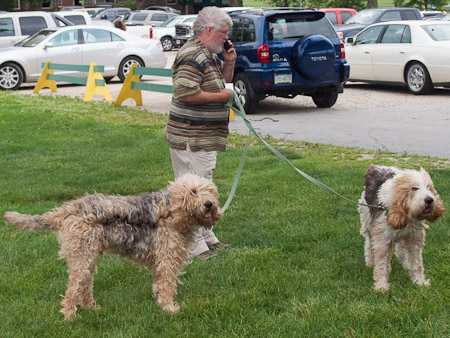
top-left (164, 38), bottom-right (229, 152)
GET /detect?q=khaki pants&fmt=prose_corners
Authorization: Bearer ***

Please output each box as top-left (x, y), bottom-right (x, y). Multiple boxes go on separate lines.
top-left (170, 145), bottom-right (219, 257)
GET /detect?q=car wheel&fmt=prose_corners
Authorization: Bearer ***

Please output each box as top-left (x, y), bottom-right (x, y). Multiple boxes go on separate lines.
top-left (312, 87), bottom-right (338, 108)
top-left (118, 56), bottom-right (144, 82)
top-left (233, 73), bottom-right (259, 114)
top-left (406, 62), bottom-right (433, 95)
top-left (104, 76), bottom-right (114, 83)
top-left (0, 62), bottom-right (24, 90)
top-left (161, 37), bottom-right (173, 51)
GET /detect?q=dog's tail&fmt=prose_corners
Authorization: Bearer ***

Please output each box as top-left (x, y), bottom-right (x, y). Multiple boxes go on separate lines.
top-left (3, 212), bottom-right (53, 232)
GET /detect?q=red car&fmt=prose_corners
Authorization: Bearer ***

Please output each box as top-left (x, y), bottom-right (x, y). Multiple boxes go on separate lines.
top-left (319, 8), bottom-right (356, 25)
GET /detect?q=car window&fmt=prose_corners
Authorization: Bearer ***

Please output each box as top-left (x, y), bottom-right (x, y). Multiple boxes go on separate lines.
top-left (111, 32), bottom-right (125, 41)
top-left (325, 12), bottom-right (337, 25)
top-left (132, 14), bottom-right (148, 22)
top-left (50, 29), bottom-right (79, 47)
top-left (18, 29), bottom-right (56, 47)
top-left (152, 14), bottom-right (169, 22)
top-left (19, 16), bottom-right (48, 36)
top-left (230, 17), bottom-right (243, 43)
top-left (268, 16), bottom-right (336, 40)
top-left (422, 24), bottom-right (450, 41)
top-left (379, 11), bottom-right (401, 22)
top-left (118, 10), bottom-right (130, 16)
top-left (83, 28), bottom-right (113, 44)
top-left (64, 15), bottom-right (87, 25)
top-left (242, 19), bottom-right (255, 42)
top-left (106, 11), bottom-right (116, 20)
top-left (341, 11), bottom-right (353, 23)
top-left (0, 17), bottom-right (14, 37)
top-left (381, 25), bottom-right (410, 44)
top-left (405, 10), bottom-right (419, 20)
top-left (355, 25), bottom-right (385, 44)
top-left (345, 10), bottom-right (381, 25)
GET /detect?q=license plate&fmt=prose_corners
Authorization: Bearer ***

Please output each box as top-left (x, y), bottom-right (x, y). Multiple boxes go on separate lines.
top-left (274, 73), bottom-right (292, 84)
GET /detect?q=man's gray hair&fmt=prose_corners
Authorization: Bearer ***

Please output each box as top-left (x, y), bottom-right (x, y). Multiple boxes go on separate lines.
top-left (193, 6), bottom-right (233, 36)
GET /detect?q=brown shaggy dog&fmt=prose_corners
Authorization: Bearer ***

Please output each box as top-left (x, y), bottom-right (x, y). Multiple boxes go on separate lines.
top-left (3, 174), bottom-right (222, 320)
top-left (358, 165), bottom-right (445, 292)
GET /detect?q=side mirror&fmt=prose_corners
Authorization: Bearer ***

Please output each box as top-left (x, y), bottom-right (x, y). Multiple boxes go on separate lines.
top-left (101, 14), bottom-right (107, 20)
top-left (44, 42), bottom-right (54, 49)
top-left (345, 37), bottom-right (354, 44)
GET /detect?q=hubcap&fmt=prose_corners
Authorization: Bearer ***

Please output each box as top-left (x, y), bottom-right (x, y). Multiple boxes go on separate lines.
top-left (0, 66), bottom-right (19, 89)
top-left (234, 80), bottom-right (247, 106)
top-left (408, 65), bottom-right (425, 91)
top-left (162, 39), bottom-right (172, 51)
top-left (123, 60), bottom-right (140, 77)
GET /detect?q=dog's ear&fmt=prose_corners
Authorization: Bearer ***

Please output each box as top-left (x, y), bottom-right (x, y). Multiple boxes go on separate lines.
top-left (387, 193), bottom-right (409, 229)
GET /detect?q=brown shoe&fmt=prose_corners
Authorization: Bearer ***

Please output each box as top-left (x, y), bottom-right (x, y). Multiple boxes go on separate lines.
top-left (196, 250), bottom-right (218, 261)
top-left (209, 242), bottom-right (232, 250)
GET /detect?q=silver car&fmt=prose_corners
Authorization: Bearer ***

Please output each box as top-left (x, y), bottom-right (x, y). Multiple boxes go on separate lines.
top-left (0, 25), bottom-right (167, 90)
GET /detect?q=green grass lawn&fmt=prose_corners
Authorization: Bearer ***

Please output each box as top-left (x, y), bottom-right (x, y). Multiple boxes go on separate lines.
top-left (1, 92), bottom-right (449, 337)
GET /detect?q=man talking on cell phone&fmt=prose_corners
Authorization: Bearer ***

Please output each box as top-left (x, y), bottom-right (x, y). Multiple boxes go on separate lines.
top-left (164, 7), bottom-right (237, 261)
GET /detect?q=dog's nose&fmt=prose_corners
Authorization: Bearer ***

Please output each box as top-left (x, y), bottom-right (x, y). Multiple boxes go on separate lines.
top-left (425, 197), bottom-right (434, 205)
top-left (204, 200), bottom-right (213, 209)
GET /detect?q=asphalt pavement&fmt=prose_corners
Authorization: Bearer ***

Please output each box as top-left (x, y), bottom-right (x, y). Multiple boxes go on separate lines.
top-left (18, 51), bottom-right (450, 159)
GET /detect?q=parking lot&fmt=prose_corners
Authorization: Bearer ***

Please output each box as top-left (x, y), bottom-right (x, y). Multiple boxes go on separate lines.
top-left (18, 50), bottom-right (450, 159)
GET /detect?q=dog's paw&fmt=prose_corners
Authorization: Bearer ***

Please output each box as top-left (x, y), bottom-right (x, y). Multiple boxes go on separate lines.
top-left (374, 283), bottom-right (390, 293)
top-left (158, 301), bottom-right (180, 313)
top-left (60, 307), bottom-right (77, 321)
top-left (416, 278), bottom-right (431, 287)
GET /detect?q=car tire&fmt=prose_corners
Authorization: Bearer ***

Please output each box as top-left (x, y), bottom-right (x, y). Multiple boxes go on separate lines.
top-left (291, 35), bottom-right (336, 81)
top-left (104, 76), bottom-right (114, 83)
top-left (312, 87), bottom-right (338, 108)
top-left (406, 62), bottom-right (433, 95)
top-left (118, 56), bottom-right (144, 82)
top-left (0, 62), bottom-right (24, 90)
top-left (233, 73), bottom-right (259, 114)
top-left (161, 37), bottom-right (173, 51)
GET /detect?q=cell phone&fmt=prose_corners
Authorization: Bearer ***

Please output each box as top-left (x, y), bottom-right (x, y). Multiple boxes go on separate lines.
top-left (223, 40), bottom-right (232, 51)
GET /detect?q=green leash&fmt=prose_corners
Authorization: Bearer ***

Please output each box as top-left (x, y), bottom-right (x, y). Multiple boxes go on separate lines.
top-left (221, 91), bottom-right (386, 213)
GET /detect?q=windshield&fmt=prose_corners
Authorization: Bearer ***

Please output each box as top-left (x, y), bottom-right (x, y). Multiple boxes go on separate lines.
top-left (160, 16), bottom-right (183, 27)
top-left (16, 29), bottom-right (56, 47)
top-left (344, 10), bottom-right (382, 25)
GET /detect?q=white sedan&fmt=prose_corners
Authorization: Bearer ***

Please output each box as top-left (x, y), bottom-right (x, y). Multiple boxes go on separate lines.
top-left (0, 25), bottom-right (167, 90)
top-left (344, 20), bottom-right (450, 94)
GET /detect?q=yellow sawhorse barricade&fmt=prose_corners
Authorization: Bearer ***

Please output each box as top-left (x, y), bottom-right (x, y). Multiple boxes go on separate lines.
top-left (115, 64), bottom-right (234, 121)
top-left (33, 61), bottom-right (113, 102)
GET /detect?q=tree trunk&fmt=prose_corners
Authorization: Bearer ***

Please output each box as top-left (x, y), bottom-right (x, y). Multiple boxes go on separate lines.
top-left (367, 0), bottom-right (378, 8)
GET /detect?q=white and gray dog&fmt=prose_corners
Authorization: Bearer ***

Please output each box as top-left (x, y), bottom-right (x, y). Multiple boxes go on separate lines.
top-left (358, 164), bottom-right (445, 292)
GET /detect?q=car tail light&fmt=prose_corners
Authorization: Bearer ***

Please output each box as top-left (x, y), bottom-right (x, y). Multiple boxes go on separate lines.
top-left (150, 27), bottom-right (153, 39)
top-left (339, 39), bottom-right (345, 59)
top-left (257, 44), bottom-right (270, 63)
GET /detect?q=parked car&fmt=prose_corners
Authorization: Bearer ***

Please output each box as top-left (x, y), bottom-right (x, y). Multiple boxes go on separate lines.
top-left (344, 21), bottom-right (450, 94)
top-left (421, 10), bottom-right (444, 20)
top-left (58, 11), bottom-right (114, 27)
top-left (335, 8), bottom-right (422, 38)
top-left (124, 10), bottom-right (178, 27)
top-left (228, 8), bottom-right (350, 113)
top-left (318, 8), bottom-right (356, 25)
top-left (92, 8), bottom-right (131, 22)
top-left (173, 22), bottom-right (194, 49)
top-left (151, 14), bottom-right (196, 51)
top-left (144, 6), bottom-right (181, 15)
top-left (0, 11), bottom-right (73, 48)
top-left (0, 25), bottom-right (167, 90)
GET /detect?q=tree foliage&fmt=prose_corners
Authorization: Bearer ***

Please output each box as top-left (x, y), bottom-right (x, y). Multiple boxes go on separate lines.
top-left (0, 0), bottom-right (17, 11)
